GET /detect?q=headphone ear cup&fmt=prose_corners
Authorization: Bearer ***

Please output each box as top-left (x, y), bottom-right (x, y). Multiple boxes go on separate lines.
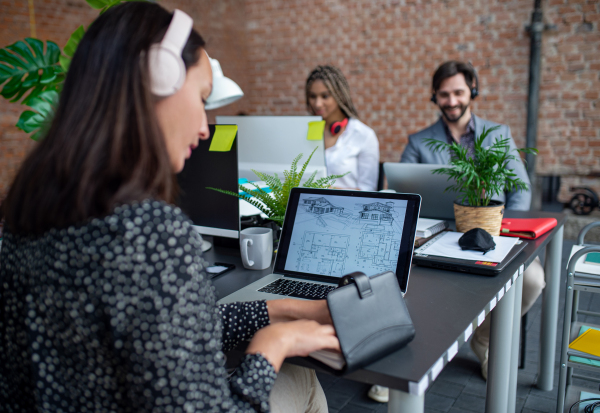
top-left (148, 44), bottom-right (186, 96)
top-left (331, 124), bottom-right (341, 135)
top-left (430, 93), bottom-right (437, 104)
top-left (471, 88), bottom-right (479, 99)
top-left (330, 118), bottom-right (349, 135)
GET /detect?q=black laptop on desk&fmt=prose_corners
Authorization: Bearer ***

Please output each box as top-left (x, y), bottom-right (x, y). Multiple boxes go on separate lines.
top-left (218, 188), bottom-right (421, 303)
top-left (413, 232), bottom-right (527, 276)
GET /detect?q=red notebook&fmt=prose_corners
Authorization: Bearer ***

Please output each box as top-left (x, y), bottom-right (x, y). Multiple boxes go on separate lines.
top-left (500, 218), bottom-right (557, 239)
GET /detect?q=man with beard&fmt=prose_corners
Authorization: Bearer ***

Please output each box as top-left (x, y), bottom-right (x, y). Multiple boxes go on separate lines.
top-left (367, 61), bottom-right (545, 403)
top-left (400, 60), bottom-right (531, 210)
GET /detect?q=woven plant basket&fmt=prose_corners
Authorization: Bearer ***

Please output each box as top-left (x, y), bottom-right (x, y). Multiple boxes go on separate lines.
top-left (454, 200), bottom-right (505, 236)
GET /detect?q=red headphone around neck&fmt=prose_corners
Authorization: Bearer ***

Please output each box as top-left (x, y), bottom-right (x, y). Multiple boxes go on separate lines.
top-left (330, 118), bottom-right (349, 135)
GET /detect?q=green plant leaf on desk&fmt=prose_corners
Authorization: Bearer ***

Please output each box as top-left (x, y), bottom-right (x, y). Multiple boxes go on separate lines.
top-left (425, 125), bottom-right (538, 207)
top-left (0, 38), bottom-right (63, 104)
top-left (208, 147), bottom-right (348, 226)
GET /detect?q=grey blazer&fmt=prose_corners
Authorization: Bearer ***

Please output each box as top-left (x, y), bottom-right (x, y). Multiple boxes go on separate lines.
top-left (400, 115), bottom-right (531, 211)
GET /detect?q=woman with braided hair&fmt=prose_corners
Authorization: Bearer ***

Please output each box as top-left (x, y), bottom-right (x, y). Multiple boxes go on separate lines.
top-left (306, 65), bottom-right (380, 191)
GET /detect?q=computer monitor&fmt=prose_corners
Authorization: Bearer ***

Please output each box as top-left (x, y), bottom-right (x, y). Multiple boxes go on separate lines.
top-left (176, 125), bottom-right (240, 238)
top-left (215, 116), bottom-right (326, 183)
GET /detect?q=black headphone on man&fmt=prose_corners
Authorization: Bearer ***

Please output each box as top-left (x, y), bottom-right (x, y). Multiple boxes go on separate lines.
top-left (430, 62), bottom-right (479, 104)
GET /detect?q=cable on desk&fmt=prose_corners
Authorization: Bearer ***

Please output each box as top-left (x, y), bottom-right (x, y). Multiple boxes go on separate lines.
top-left (569, 398), bottom-right (600, 412)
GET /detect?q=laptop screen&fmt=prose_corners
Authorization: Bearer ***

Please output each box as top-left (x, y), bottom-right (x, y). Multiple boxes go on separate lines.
top-left (274, 188), bottom-right (421, 292)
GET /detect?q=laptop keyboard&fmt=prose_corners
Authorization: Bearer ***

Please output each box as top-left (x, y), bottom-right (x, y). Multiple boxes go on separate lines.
top-left (258, 278), bottom-right (336, 300)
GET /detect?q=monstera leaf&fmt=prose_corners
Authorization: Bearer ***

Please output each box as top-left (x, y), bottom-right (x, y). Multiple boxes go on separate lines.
top-left (59, 26), bottom-right (85, 72)
top-left (0, 38), bottom-right (63, 104)
top-left (16, 90), bottom-right (58, 141)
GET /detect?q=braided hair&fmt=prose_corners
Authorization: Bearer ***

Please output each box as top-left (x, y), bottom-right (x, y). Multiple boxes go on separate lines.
top-left (305, 65), bottom-right (359, 119)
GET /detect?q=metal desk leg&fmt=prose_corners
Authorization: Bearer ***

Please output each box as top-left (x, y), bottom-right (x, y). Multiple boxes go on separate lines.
top-left (388, 389), bottom-right (424, 413)
top-left (508, 272), bottom-right (524, 413)
top-left (486, 276), bottom-right (516, 413)
top-left (538, 224), bottom-right (564, 391)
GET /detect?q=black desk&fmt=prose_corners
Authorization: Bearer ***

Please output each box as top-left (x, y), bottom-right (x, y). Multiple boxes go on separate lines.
top-left (206, 211), bottom-right (566, 413)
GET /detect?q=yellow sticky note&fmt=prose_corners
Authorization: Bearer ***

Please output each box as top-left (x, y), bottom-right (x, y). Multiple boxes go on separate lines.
top-left (209, 125), bottom-right (238, 152)
top-left (307, 120), bottom-right (326, 141)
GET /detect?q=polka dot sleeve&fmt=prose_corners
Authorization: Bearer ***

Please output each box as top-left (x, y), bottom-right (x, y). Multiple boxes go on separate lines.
top-left (0, 200), bottom-right (277, 412)
top-left (219, 301), bottom-right (270, 352)
top-left (230, 353), bottom-right (277, 412)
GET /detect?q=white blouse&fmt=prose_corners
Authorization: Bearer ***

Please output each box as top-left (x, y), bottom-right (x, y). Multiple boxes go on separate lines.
top-left (325, 118), bottom-right (380, 191)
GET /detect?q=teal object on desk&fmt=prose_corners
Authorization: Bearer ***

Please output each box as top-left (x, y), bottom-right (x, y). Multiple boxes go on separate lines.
top-left (585, 251), bottom-right (600, 265)
top-left (238, 179), bottom-right (271, 197)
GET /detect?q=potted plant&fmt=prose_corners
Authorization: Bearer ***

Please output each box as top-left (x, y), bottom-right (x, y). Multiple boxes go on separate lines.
top-left (208, 147), bottom-right (347, 231)
top-left (425, 125), bottom-right (537, 236)
top-left (0, 0), bottom-right (132, 141)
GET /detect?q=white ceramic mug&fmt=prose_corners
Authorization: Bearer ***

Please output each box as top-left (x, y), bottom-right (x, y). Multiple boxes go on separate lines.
top-left (240, 227), bottom-right (273, 270)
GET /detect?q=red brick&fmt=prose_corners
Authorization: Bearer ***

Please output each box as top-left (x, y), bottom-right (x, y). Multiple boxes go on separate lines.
top-left (1, 0), bottom-right (599, 198)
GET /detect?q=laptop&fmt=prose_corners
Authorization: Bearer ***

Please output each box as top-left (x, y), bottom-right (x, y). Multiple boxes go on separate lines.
top-left (218, 188), bottom-right (421, 303)
top-left (384, 163), bottom-right (458, 220)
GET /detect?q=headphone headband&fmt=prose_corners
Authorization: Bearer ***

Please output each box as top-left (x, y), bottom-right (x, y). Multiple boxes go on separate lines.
top-left (148, 9), bottom-right (193, 96)
top-left (161, 10), bottom-right (193, 53)
top-left (468, 62), bottom-right (479, 99)
top-left (430, 62), bottom-right (479, 104)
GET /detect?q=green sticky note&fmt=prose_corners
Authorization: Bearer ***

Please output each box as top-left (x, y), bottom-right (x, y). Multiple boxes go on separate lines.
top-left (307, 120), bottom-right (326, 141)
top-left (209, 125), bottom-right (237, 152)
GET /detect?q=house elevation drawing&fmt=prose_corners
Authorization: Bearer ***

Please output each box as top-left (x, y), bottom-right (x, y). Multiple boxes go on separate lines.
top-left (285, 194), bottom-right (409, 276)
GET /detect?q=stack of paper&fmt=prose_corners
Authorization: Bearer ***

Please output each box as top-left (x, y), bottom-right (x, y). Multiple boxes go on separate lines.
top-left (570, 246), bottom-right (600, 276)
top-left (416, 218), bottom-right (449, 238)
top-left (309, 349), bottom-right (345, 370)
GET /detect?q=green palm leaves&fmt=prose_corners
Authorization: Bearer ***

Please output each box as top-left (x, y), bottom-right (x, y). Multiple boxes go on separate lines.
top-left (0, 38), bottom-right (64, 140)
top-left (86, 0), bottom-right (127, 14)
top-left (0, 38), bottom-right (63, 103)
top-left (208, 148), bottom-right (348, 226)
top-left (16, 90), bottom-right (58, 141)
top-left (0, 0), bottom-right (135, 140)
top-left (425, 125), bottom-right (538, 207)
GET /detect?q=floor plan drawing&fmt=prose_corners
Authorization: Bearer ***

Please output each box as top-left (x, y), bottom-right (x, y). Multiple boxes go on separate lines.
top-left (296, 232), bottom-right (350, 276)
top-left (355, 225), bottom-right (401, 270)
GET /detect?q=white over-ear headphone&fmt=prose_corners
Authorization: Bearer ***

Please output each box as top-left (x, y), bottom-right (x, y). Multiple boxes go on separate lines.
top-left (148, 9), bottom-right (193, 96)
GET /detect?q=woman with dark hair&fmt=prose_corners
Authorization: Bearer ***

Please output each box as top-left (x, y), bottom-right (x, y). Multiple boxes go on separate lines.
top-left (306, 65), bottom-right (380, 191)
top-left (0, 3), bottom-right (338, 412)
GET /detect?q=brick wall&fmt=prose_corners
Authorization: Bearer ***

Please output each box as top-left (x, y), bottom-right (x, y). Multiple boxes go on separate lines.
top-left (1, 0), bottom-right (599, 204)
top-left (539, 0), bottom-right (600, 201)
top-left (0, 0), bottom-right (250, 201)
